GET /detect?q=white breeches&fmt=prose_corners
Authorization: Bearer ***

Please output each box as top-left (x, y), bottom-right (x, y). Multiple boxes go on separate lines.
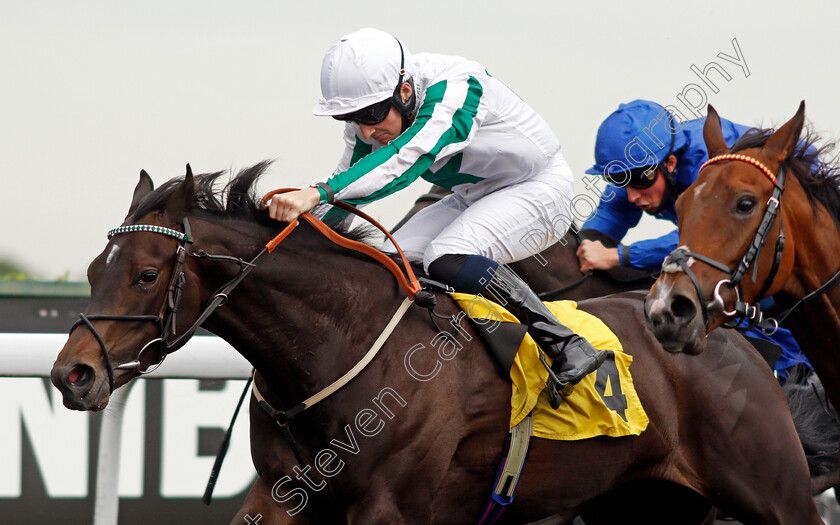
top-left (381, 151), bottom-right (575, 271)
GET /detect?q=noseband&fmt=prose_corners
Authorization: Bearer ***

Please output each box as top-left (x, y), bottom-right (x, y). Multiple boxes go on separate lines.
top-left (662, 154), bottom-right (787, 334)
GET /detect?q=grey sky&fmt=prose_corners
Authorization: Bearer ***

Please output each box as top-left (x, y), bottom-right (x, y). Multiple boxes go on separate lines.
top-left (2, 1), bottom-right (838, 280)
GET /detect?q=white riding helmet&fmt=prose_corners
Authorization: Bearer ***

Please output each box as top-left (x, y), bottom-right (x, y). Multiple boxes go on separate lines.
top-left (313, 28), bottom-right (416, 117)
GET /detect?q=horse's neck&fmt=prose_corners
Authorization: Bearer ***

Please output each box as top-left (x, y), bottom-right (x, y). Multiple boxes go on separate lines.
top-left (193, 219), bottom-right (403, 401)
top-left (780, 182), bottom-right (840, 307)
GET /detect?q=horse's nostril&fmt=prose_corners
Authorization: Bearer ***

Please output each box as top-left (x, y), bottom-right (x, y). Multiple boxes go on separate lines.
top-left (68, 364), bottom-right (94, 388)
top-left (670, 295), bottom-right (697, 322)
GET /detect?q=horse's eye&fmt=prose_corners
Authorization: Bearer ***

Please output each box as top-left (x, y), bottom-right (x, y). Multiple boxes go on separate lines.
top-left (735, 197), bottom-right (757, 214)
top-left (137, 270), bottom-right (158, 285)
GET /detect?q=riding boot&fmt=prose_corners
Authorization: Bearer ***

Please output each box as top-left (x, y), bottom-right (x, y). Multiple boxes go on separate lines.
top-left (483, 264), bottom-right (608, 396)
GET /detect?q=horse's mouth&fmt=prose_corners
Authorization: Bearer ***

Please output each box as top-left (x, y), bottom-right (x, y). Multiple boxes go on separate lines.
top-left (644, 309), bottom-right (708, 354)
top-left (656, 329), bottom-right (708, 355)
top-left (645, 294), bottom-right (708, 355)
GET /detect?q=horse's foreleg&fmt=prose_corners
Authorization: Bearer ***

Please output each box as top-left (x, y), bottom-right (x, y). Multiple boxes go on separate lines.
top-left (237, 396), bottom-right (347, 524)
top-left (230, 476), bottom-right (341, 525)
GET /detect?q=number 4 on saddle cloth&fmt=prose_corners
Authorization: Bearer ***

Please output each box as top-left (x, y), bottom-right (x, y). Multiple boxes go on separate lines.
top-left (450, 293), bottom-right (649, 440)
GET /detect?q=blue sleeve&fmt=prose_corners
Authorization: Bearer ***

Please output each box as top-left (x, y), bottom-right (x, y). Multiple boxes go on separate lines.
top-left (739, 321), bottom-right (811, 374)
top-left (582, 186), bottom-right (643, 241)
top-left (625, 229), bottom-right (679, 270)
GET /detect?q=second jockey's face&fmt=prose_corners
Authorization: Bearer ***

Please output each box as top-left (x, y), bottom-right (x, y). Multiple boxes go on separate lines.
top-left (358, 106), bottom-right (403, 144)
top-left (626, 171), bottom-right (667, 214)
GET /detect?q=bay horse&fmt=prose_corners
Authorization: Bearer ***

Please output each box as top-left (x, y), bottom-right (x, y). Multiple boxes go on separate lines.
top-left (644, 102), bottom-right (840, 433)
top-left (51, 164), bottom-right (822, 524)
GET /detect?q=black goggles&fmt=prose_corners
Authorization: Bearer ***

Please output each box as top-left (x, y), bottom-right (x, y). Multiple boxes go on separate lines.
top-left (603, 165), bottom-right (660, 189)
top-left (332, 98), bottom-right (393, 125)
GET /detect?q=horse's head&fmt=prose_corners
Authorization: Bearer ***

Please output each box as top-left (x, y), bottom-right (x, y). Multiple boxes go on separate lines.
top-left (51, 166), bottom-right (203, 410)
top-left (645, 103), bottom-right (805, 354)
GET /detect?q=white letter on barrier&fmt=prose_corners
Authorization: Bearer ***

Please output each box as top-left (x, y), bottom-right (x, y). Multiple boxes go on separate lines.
top-left (160, 379), bottom-right (256, 497)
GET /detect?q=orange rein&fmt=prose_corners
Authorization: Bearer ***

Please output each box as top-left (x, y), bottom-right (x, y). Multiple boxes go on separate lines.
top-left (260, 189), bottom-right (422, 299)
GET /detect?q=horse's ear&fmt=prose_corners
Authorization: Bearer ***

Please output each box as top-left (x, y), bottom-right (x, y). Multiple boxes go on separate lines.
top-left (163, 164), bottom-right (196, 223)
top-left (763, 101), bottom-right (806, 163)
top-left (126, 170), bottom-right (154, 218)
top-left (703, 105), bottom-right (730, 158)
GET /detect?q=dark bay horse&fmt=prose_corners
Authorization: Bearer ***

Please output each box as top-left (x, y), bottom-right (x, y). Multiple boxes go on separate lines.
top-left (51, 165), bottom-right (821, 524)
top-left (645, 102), bottom-right (840, 433)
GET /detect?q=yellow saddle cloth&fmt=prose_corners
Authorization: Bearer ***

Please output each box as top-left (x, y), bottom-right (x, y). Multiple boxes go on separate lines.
top-left (450, 293), bottom-right (649, 441)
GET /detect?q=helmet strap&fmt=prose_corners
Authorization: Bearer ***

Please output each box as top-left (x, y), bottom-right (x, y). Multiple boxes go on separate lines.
top-left (391, 37), bottom-right (417, 125)
top-left (400, 113), bottom-right (415, 133)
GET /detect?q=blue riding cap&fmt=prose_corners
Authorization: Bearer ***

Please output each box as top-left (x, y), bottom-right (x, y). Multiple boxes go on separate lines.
top-left (586, 100), bottom-right (687, 181)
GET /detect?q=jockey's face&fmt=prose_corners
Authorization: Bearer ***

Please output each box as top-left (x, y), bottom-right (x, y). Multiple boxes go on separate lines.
top-left (626, 170), bottom-right (667, 214)
top-left (357, 82), bottom-right (413, 145)
top-left (358, 106), bottom-right (403, 144)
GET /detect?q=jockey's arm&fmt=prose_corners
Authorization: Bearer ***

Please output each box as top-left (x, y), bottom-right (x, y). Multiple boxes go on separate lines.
top-left (266, 125), bottom-right (366, 222)
top-left (577, 229), bottom-right (680, 273)
top-left (581, 186), bottom-right (642, 242)
top-left (267, 77), bottom-right (484, 223)
top-left (620, 229), bottom-right (680, 271)
top-left (578, 186), bottom-right (641, 271)
top-left (319, 77), bottom-right (484, 206)
top-left (267, 187), bottom-right (322, 223)
top-left (577, 240), bottom-right (619, 273)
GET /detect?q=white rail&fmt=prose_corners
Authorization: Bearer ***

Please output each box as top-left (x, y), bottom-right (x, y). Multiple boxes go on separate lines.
top-left (0, 333), bottom-right (252, 525)
top-left (0, 333), bottom-right (252, 378)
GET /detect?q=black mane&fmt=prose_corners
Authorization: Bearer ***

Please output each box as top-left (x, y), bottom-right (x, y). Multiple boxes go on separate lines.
top-left (783, 367), bottom-right (839, 477)
top-left (730, 127), bottom-right (840, 229)
top-left (130, 161), bottom-right (379, 245)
